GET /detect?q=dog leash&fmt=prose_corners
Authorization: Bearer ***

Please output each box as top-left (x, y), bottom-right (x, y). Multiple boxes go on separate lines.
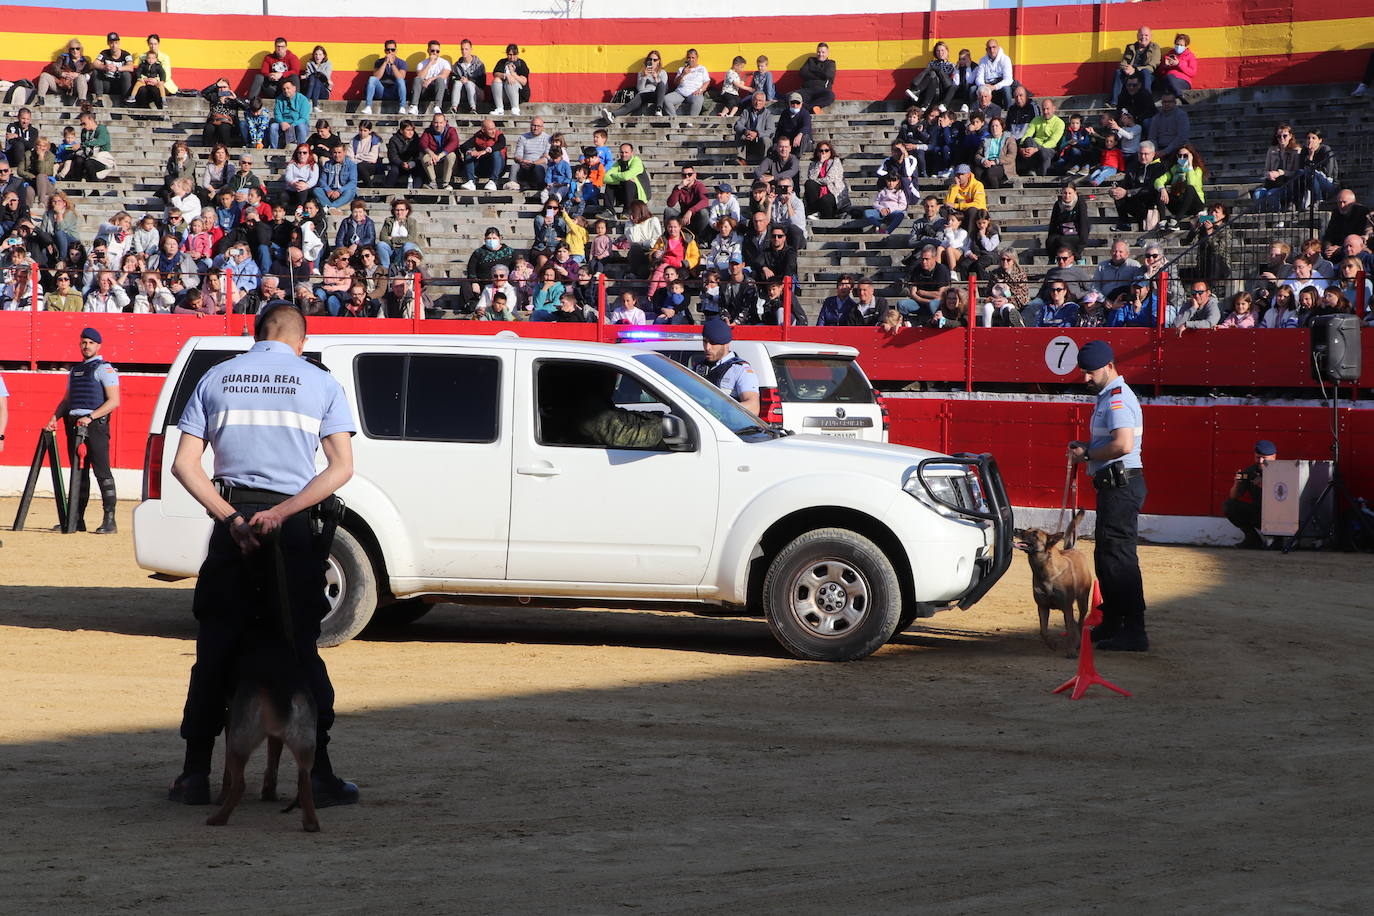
top-left (1054, 457), bottom-right (1075, 536)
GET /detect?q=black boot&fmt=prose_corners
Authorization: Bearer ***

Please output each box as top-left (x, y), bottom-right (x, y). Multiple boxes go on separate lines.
top-left (93, 483), bottom-right (118, 534)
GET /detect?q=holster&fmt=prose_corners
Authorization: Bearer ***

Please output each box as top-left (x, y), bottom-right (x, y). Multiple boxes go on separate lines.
top-left (1092, 462), bottom-right (1129, 491)
top-left (311, 494), bottom-right (345, 562)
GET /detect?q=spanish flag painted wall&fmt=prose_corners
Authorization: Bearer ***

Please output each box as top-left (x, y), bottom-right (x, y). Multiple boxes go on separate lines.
top-left (2, 0), bottom-right (1370, 102)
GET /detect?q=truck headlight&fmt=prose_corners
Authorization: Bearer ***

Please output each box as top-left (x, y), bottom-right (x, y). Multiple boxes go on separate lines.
top-left (904, 466), bottom-right (989, 519)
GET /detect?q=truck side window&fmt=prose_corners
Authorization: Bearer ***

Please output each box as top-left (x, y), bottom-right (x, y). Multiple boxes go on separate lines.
top-left (535, 359), bottom-right (674, 451)
top-left (356, 353), bottom-right (500, 443)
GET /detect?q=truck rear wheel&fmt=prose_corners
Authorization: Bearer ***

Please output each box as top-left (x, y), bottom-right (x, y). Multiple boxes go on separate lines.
top-left (762, 528), bottom-right (901, 661)
top-left (318, 527), bottom-right (378, 648)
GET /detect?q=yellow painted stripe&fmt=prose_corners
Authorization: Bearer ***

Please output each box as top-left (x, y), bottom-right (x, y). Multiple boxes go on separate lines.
top-left (2, 19), bottom-right (1370, 72)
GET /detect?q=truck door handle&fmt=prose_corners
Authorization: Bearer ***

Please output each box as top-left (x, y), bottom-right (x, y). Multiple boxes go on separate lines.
top-left (516, 463), bottom-right (562, 478)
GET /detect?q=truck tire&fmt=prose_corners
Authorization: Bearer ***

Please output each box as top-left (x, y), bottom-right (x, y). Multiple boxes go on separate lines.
top-left (763, 528), bottom-right (902, 661)
top-left (318, 527), bottom-right (378, 648)
top-left (889, 606), bottom-right (920, 642)
top-left (367, 597), bottom-right (433, 630)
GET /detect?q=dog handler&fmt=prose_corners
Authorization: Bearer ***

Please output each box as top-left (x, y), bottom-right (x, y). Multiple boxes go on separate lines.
top-left (1067, 339), bottom-right (1149, 652)
top-left (44, 328), bottom-right (120, 534)
top-left (168, 304), bottom-right (359, 807)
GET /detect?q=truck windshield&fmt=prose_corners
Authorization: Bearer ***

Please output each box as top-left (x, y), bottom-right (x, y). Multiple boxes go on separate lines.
top-left (633, 353), bottom-right (776, 442)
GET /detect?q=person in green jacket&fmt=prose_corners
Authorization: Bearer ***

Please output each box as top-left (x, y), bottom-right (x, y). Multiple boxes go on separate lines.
top-left (73, 111), bottom-right (115, 181)
top-left (603, 142), bottom-right (648, 214)
top-left (1017, 98), bottom-right (1064, 176)
top-left (1152, 143), bottom-right (1206, 231)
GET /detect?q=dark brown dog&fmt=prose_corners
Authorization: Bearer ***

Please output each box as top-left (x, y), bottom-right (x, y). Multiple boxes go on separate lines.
top-left (205, 634), bottom-right (320, 832)
top-left (1013, 509), bottom-right (1094, 656)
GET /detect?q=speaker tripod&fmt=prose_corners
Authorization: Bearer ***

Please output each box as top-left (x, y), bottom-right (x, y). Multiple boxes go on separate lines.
top-left (1284, 387), bottom-right (1360, 553)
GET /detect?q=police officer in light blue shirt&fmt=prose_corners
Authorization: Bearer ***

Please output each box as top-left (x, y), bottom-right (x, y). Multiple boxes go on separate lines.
top-left (1068, 340), bottom-right (1149, 651)
top-left (45, 327), bottom-right (120, 533)
top-left (695, 317), bottom-right (761, 415)
top-left (167, 304), bottom-right (360, 808)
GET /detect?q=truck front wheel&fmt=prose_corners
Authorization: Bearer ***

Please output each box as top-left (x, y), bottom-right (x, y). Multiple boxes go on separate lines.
top-left (318, 527), bottom-right (379, 648)
top-left (762, 528), bottom-right (902, 661)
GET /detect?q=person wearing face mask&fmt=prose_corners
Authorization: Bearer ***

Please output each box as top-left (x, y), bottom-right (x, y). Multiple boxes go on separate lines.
top-left (774, 93), bottom-right (814, 155)
top-left (465, 227), bottom-right (515, 301)
top-left (1152, 143), bottom-right (1206, 232)
top-left (1154, 33), bottom-right (1197, 100)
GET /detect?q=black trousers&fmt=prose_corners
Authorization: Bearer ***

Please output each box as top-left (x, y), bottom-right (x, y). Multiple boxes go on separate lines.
top-left (181, 505), bottom-right (335, 768)
top-left (92, 70), bottom-right (132, 101)
top-left (1094, 473), bottom-right (1148, 637)
top-left (63, 415), bottom-right (115, 521)
top-left (1115, 193), bottom-right (1155, 225)
top-left (803, 180), bottom-right (839, 219)
top-left (514, 163), bottom-right (547, 189)
top-left (1224, 497), bottom-right (1263, 545)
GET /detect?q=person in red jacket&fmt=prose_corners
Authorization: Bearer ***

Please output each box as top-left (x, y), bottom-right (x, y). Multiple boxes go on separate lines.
top-left (249, 37), bottom-right (301, 101)
top-left (665, 164), bottom-right (712, 240)
top-left (1155, 33), bottom-right (1197, 99)
top-left (418, 112), bottom-right (460, 188)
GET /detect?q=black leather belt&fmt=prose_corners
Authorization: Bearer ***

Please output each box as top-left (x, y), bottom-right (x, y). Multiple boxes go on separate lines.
top-left (215, 483), bottom-right (291, 507)
top-left (1092, 464), bottom-right (1144, 490)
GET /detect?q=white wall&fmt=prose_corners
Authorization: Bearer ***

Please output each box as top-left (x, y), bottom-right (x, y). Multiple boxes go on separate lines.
top-left (166, 0), bottom-right (986, 17)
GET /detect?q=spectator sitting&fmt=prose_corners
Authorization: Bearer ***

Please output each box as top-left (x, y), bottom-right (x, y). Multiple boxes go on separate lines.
top-left (13, 134), bottom-right (52, 210)
top-left (755, 137), bottom-right (802, 189)
top-left (302, 45), bottom-right (332, 111)
top-left (1217, 291), bottom-right (1259, 328)
top-left (804, 142), bottom-right (848, 220)
top-left (653, 278), bottom-right (694, 325)
top-left (413, 41), bottom-right (452, 116)
top-left (876, 142), bottom-right (921, 198)
top-left (335, 280), bottom-right (380, 318)
top-left (386, 119), bottom-right (422, 188)
top-left (716, 56), bottom-right (748, 118)
top-left (1174, 280), bottom-right (1221, 332)
top-left (542, 143), bottom-right (572, 203)
top-left (648, 216), bottom-right (699, 293)
top-left (734, 92), bottom-right (776, 166)
top-left (334, 199), bottom-right (376, 252)
top-left (35, 38), bottom-right (92, 107)
top-left (623, 200), bottom-right (662, 275)
top-left (945, 164), bottom-right (986, 223)
top-left (1086, 128), bottom-right (1126, 187)
top-left (43, 270), bottom-right (83, 311)
top-left (665, 164), bottom-right (712, 238)
top-left (1004, 84), bottom-right (1037, 141)
top-left (905, 244), bottom-right (951, 313)
top-left (1111, 27), bottom-right (1160, 105)
top-left (362, 40), bottom-right (408, 115)
top-left (508, 116), bottom-right (552, 191)
top-left (1050, 114), bottom-right (1093, 176)
top-left (1091, 239), bottom-right (1143, 299)
top-left (929, 286), bottom-right (969, 328)
top-left (1103, 278), bottom-right (1165, 327)
top-left (895, 107), bottom-right (931, 178)
top-left (83, 270), bottom-right (129, 313)
top-left (92, 32), bottom-right (135, 104)
top-left (1147, 93), bottom-right (1190, 158)
top-left (1110, 140), bottom-right (1166, 232)
top-left (703, 216), bottom-right (742, 272)
top-left (986, 283), bottom-right (1025, 326)
top-left (458, 119), bottom-right (506, 191)
top-left (955, 112), bottom-right (987, 169)
top-left (552, 290), bottom-right (587, 323)
top-left (970, 86), bottom-right (1005, 126)
top-left (716, 258), bottom-right (757, 324)
top-left (1251, 123), bottom-right (1301, 210)
top-left (1296, 237), bottom-right (1337, 281)
top-left (975, 39), bottom-right (1017, 109)
top-left (314, 144), bottom-right (359, 213)
top-left (1045, 182), bottom-right (1090, 260)
top-left (706, 183), bottom-right (742, 229)
top-left (817, 275), bottom-right (859, 326)
top-left (530, 198), bottom-right (569, 269)
top-left (1155, 33), bottom-right (1198, 99)
top-left (663, 48), bottom-right (710, 116)
top-left (948, 48), bottom-right (980, 113)
top-left (1116, 75), bottom-right (1156, 130)
top-left (1033, 280), bottom-right (1080, 327)
top-left (1336, 257), bottom-right (1373, 307)
top-left (751, 55), bottom-right (775, 103)
top-left (264, 80), bottom-right (308, 150)
top-left (927, 109), bottom-right (962, 177)
top-left (963, 213), bottom-right (1001, 277)
top-left (604, 50), bottom-right (667, 121)
top-left (418, 113), bottom-right (459, 189)
top-left (770, 179), bottom-right (808, 250)
top-left (906, 195), bottom-right (947, 253)
top-left (225, 152), bottom-right (266, 196)
top-left (937, 210), bottom-right (969, 272)
top-left (756, 222), bottom-right (798, 282)
top-left (757, 276), bottom-right (806, 326)
top-left (448, 39), bottom-right (487, 115)
top-left (71, 111), bottom-right (115, 182)
top-left (1153, 144), bottom-right (1206, 232)
top-left (1282, 256), bottom-right (1329, 295)
top-left (490, 44), bottom-right (531, 117)
top-left (974, 117), bottom-right (1015, 189)
top-left (603, 143), bottom-right (648, 214)
top-left (798, 42), bottom-right (837, 113)
top-left (1031, 246), bottom-right (1093, 305)
top-left (250, 37), bottom-right (301, 100)
top-left (610, 290), bottom-right (647, 325)
top-left (132, 270), bottom-right (175, 313)
top-left (774, 93), bottom-right (814, 155)
top-left (1017, 98), bottom-right (1064, 176)
top-left (347, 120), bottom-right (385, 187)
top-left (865, 172), bottom-right (908, 234)
top-left (305, 120), bottom-right (343, 163)
top-left (907, 42), bottom-right (956, 110)
top-left (130, 51), bottom-right (167, 108)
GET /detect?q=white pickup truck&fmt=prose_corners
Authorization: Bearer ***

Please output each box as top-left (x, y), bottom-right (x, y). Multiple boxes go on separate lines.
top-left (134, 334), bottom-right (1012, 661)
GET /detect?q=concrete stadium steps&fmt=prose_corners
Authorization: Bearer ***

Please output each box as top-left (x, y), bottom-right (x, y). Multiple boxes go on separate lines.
top-left (18, 83), bottom-right (1367, 297)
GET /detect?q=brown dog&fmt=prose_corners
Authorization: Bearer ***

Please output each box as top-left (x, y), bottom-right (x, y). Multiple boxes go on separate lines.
top-left (205, 633), bottom-right (320, 832)
top-left (1013, 510), bottom-right (1094, 656)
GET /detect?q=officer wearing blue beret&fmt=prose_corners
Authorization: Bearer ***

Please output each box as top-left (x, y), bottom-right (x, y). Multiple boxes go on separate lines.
top-left (167, 304), bottom-right (360, 807)
top-left (45, 327), bottom-right (120, 533)
top-left (696, 317), bottom-right (760, 415)
top-left (1067, 340), bottom-right (1149, 651)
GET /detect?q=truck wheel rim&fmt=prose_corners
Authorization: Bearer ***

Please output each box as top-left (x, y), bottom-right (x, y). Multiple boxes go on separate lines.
top-left (789, 559), bottom-right (869, 638)
top-left (322, 554), bottom-right (347, 619)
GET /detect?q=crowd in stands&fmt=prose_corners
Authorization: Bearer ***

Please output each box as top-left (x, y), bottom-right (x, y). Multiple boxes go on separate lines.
top-left (0, 31), bottom-right (1369, 328)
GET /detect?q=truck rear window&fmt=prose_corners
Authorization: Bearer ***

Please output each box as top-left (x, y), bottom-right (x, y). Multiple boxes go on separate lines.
top-left (773, 358), bottom-right (873, 404)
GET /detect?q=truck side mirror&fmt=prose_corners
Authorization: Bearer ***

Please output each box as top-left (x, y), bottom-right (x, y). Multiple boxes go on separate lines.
top-left (661, 415), bottom-right (692, 450)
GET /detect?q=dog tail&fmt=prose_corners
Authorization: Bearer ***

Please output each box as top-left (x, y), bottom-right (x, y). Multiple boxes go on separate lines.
top-left (1065, 508), bottom-right (1086, 550)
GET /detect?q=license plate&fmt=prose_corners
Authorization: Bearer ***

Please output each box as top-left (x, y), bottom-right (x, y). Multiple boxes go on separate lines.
top-left (822, 431), bottom-right (859, 438)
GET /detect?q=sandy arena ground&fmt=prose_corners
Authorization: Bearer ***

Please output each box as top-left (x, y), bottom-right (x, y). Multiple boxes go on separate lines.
top-left (1, 497), bottom-right (1371, 914)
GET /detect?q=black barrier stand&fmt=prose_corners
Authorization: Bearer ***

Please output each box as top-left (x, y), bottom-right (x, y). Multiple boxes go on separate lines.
top-left (12, 429), bottom-right (68, 532)
top-left (62, 425), bottom-right (90, 535)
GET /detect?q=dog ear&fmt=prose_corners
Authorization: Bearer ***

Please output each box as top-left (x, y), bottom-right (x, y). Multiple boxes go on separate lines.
top-left (1045, 533), bottom-right (1064, 551)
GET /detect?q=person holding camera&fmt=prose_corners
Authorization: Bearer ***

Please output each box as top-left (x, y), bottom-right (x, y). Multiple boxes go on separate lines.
top-left (1225, 440), bottom-right (1276, 549)
top-left (1068, 340), bottom-right (1149, 652)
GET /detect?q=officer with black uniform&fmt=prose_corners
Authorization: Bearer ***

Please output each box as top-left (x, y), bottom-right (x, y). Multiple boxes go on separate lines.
top-left (45, 328), bottom-right (120, 534)
top-left (1067, 340), bottom-right (1149, 652)
top-left (695, 317), bottom-right (760, 415)
top-left (167, 305), bottom-right (359, 807)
